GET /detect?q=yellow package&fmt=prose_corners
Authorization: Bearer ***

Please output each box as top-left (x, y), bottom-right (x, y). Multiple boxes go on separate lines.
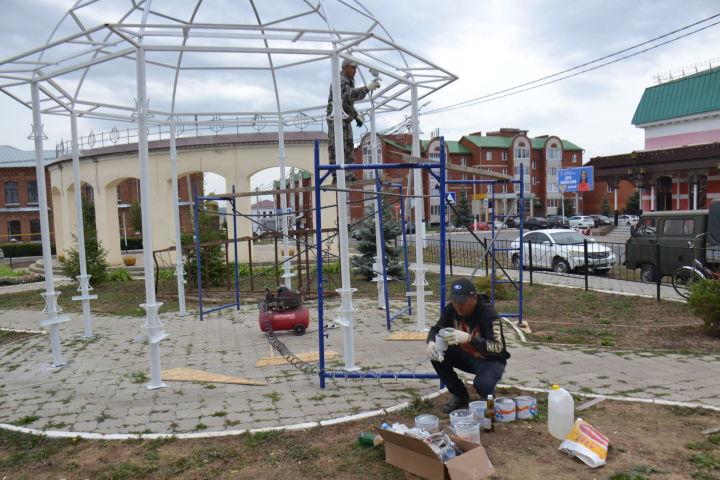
top-left (558, 418), bottom-right (609, 468)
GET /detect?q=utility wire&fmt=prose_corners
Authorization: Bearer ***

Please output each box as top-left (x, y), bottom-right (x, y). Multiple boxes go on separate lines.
top-left (422, 13), bottom-right (720, 116)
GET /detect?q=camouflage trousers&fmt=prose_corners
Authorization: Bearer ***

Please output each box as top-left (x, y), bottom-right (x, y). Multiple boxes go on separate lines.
top-left (327, 120), bottom-right (355, 165)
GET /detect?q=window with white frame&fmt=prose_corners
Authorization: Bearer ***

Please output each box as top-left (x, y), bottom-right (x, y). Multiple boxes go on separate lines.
top-left (4, 182), bottom-right (18, 205)
top-left (501, 185), bottom-right (507, 193)
top-left (362, 138), bottom-right (382, 164)
top-left (548, 148), bottom-right (561, 160)
top-left (460, 157), bottom-right (467, 166)
top-left (502, 168), bottom-right (508, 175)
top-left (572, 153), bottom-right (577, 163)
top-left (515, 146), bottom-right (530, 159)
top-left (548, 183), bottom-right (556, 192)
top-left (531, 160), bottom-right (536, 169)
top-left (532, 177), bottom-right (538, 185)
top-left (501, 151), bottom-right (507, 161)
top-left (607, 184), bottom-right (614, 193)
top-left (486, 152), bottom-right (491, 161)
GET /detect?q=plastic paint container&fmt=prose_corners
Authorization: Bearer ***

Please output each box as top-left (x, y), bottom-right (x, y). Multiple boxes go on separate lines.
top-left (449, 408), bottom-right (473, 427)
top-left (515, 396), bottom-right (538, 419)
top-left (453, 421), bottom-right (481, 443)
top-left (494, 397), bottom-right (516, 422)
top-left (414, 414), bottom-right (440, 432)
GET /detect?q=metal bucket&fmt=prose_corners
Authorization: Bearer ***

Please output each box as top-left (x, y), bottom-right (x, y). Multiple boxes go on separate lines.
top-left (494, 397), bottom-right (516, 422)
top-left (515, 395), bottom-right (538, 419)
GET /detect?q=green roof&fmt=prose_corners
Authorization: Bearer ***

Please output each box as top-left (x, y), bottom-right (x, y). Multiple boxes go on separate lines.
top-left (381, 138), bottom-right (411, 152)
top-left (632, 67), bottom-right (720, 125)
top-left (446, 141), bottom-right (472, 155)
top-left (464, 135), bottom-right (582, 151)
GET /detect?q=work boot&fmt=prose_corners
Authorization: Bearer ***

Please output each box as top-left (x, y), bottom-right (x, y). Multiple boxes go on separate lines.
top-left (442, 395), bottom-right (469, 413)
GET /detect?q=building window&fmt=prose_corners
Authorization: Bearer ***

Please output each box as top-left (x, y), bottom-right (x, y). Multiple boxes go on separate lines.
top-left (501, 185), bottom-right (507, 193)
top-left (30, 219), bottom-right (41, 241)
top-left (607, 184), bottom-right (614, 193)
top-left (4, 182), bottom-right (19, 205)
top-left (27, 181), bottom-right (38, 204)
top-left (460, 157), bottom-right (467, 166)
top-left (501, 151), bottom-right (507, 161)
top-left (548, 148), bottom-right (561, 160)
top-left (532, 177), bottom-right (538, 185)
top-left (531, 160), bottom-right (536, 169)
top-left (502, 168), bottom-right (508, 175)
top-left (572, 154), bottom-right (577, 163)
top-left (485, 152), bottom-right (491, 161)
top-left (7, 221), bottom-right (21, 241)
top-left (548, 183), bottom-right (556, 192)
top-left (515, 147), bottom-right (530, 159)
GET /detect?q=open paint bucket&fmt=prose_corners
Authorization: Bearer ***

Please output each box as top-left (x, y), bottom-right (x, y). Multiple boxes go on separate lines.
top-left (449, 409), bottom-right (473, 427)
top-left (515, 396), bottom-right (538, 419)
top-left (494, 397), bottom-right (516, 422)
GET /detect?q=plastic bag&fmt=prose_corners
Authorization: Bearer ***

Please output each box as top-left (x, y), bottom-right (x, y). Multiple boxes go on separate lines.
top-left (559, 418), bottom-right (609, 468)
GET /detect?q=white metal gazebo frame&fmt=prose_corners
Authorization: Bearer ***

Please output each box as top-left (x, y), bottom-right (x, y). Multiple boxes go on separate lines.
top-left (0, 0), bottom-right (456, 387)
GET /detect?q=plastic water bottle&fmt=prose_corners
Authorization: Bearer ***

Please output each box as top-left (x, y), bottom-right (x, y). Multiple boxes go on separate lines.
top-left (547, 385), bottom-right (575, 440)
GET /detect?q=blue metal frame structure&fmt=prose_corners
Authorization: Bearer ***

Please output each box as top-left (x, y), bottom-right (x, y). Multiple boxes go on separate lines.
top-left (445, 164), bottom-right (525, 326)
top-left (193, 185), bottom-right (241, 321)
top-left (313, 139), bottom-right (447, 387)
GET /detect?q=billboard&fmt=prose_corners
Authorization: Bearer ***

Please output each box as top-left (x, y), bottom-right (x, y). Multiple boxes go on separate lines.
top-left (558, 166), bottom-right (593, 192)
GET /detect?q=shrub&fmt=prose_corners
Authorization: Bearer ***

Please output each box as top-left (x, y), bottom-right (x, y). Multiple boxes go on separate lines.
top-left (157, 269), bottom-right (175, 280)
top-left (108, 268), bottom-right (132, 282)
top-left (120, 237), bottom-right (143, 250)
top-left (472, 275), bottom-right (515, 301)
top-left (0, 242), bottom-right (55, 258)
top-left (687, 277), bottom-right (720, 333)
top-left (60, 236), bottom-right (109, 286)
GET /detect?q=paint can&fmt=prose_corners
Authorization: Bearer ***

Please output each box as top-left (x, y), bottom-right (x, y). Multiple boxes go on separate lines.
top-left (468, 400), bottom-right (489, 429)
top-left (415, 414), bottom-right (439, 433)
top-left (494, 397), bottom-right (516, 422)
top-left (515, 395), bottom-right (538, 419)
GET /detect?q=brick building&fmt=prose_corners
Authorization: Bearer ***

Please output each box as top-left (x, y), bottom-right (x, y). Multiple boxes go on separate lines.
top-left (590, 66), bottom-right (720, 213)
top-left (351, 128), bottom-right (585, 225)
top-left (0, 146), bottom-right (54, 243)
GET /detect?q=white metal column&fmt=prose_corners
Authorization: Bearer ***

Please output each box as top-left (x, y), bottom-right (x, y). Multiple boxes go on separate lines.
top-left (278, 123), bottom-right (295, 288)
top-left (410, 85), bottom-right (428, 331)
top-left (30, 82), bottom-right (69, 367)
top-left (135, 47), bottom-right (168, 389)
top-left (70, 112), bottom-right (97, 337)
top-left (371, 110), bottom-right (386, 309)
top-left (168, 122), bottom-right (187, 316)
top-left (331, 53), bottom-right (357, 370)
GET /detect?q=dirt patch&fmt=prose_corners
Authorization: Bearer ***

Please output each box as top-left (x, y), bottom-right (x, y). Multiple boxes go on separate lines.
top-left (0, 329), bottom-right (39, 347)
top-left (2, 388), bottom-right (719, 480)
top-left (496, 284), bottom-right (720, 354)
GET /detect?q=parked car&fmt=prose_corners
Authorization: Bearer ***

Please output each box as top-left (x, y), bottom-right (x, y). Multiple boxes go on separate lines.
top-left (547, 215), bottom-right (569, 228)
top-left (504, 218), bottom-right (518, 228)
top-left (568, 215), bottom-right (594, 229)
top-left (470, 221), bottom-right (490, 231)
top-left (625, 204), bottom-right (718, 282)
top-left (524, 217), bottom-right (549, 230)
top-left (590, 215), bottom-right (612, 227)
top-left (617, 215), bottom-right (639, 226)
top-left (510, 229), bottom-right (616, 274)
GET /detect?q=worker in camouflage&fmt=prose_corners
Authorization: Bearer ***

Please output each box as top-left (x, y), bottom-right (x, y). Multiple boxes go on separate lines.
top-left (326, 59), bottom-right (380, 176)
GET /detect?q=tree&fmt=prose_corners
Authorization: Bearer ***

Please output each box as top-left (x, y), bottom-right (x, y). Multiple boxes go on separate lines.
top-left (81, 195), bottom-right (96, 236)
top-left (453, 192), bottom-right (473, 228)
top-left (60, 235), bottom-right (109, 286)
top-left (184, 206), bottom-right (227, 288)
top-left (600, 195), bottom-right (612, 216)
top-left (562, 197), bottom-right (575, 217)
top-left (625, 191), bottom-right (641, 215)
top-left (352, 200), bottom-right (403, 281)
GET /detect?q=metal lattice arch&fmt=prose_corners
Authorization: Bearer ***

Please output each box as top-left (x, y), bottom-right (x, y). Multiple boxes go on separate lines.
top-left (0, 0), bottom-right (456, 387)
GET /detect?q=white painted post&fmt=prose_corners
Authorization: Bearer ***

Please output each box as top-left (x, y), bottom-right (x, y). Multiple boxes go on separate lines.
top-left (30, 82), bottom-right (69, 368)
top-left (331, 53), bottom-right (357, 370)
top-left (70, 112), bottom-right (97, 337)
top-left (135, 47), bottom-right (168, 389)
top-left (371, 111), bottom-right (385, 309)
top-left (410, 85), bottom-right (428, 331)
top-left (168, 122), bottom-right (187, 316)
top-left (278, 122), bottom-right (295, 288)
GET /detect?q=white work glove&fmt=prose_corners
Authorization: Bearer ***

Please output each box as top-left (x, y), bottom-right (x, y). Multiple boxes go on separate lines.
top-left (426, 341), bottom-right (441, 361)
top-left (367, 81), bottom-right (380, 91)
top-left (444, 328), bottom-right (471, 345)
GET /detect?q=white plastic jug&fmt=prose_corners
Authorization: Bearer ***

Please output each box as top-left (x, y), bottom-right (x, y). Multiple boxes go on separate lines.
top-left (547, 385), bottom-right (575, 440)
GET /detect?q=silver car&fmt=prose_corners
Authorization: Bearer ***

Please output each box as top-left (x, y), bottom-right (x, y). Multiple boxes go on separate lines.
top-left (510, 229), bottom-right (616, 274)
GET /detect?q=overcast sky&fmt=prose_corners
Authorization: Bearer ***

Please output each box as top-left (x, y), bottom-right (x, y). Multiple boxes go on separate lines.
top-left (0, 0), bottom-right (719, 195)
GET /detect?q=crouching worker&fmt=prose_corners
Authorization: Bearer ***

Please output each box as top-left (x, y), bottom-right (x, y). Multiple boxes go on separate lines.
top-left (427, 278), bottom-right (511, 413)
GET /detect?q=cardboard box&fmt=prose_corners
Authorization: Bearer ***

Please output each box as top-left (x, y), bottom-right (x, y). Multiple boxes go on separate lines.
top-left (377, 429), bottom-right (495, 480)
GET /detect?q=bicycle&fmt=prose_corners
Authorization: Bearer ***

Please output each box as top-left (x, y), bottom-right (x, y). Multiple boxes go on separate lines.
top-left (671, 250), bottom-right (720, 299)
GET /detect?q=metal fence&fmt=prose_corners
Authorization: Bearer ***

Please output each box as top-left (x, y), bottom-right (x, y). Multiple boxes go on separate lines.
top-left (407, 236), bottom-right (719, 301)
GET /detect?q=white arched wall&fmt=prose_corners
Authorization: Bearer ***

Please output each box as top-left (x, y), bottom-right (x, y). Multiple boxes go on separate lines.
top-left (49, 134), bottom-right (333, 265)
top-left (50, 186), bottom-right (66, 255)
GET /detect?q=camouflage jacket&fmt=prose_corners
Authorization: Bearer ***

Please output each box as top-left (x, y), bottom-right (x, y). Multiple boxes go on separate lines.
top-left (326, 71), bottom-right (369, 123)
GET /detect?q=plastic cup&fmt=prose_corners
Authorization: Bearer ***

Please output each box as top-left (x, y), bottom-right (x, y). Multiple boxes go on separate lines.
top-left (449, 408), bottom-right (472, 427)
top-left (415, 414), bottom-right (440, 432)
top-left (469, 400), bottom-right (487, 421)
top-left (454, 421), bottom-right (481, 443)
